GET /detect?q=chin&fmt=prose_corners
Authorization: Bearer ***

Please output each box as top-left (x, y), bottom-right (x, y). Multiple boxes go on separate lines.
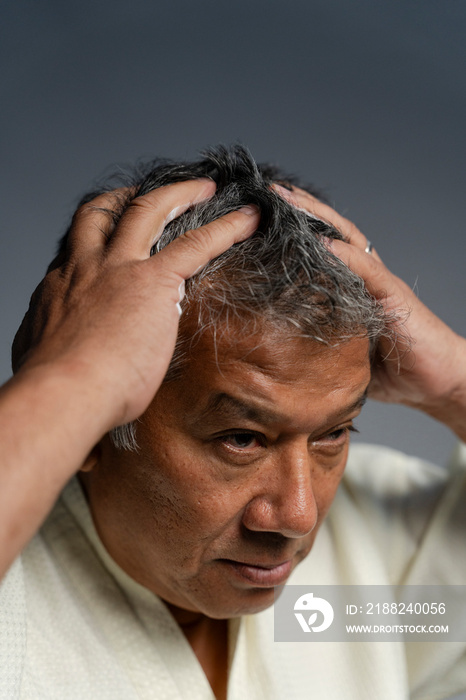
top-left (197, 585), bottom-right (278, 620)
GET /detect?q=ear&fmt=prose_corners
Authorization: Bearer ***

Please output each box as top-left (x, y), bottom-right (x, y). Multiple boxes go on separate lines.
top-left (80, 444), bottom-right (101, 473)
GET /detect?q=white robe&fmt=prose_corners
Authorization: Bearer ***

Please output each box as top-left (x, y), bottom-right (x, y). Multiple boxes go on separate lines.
top-left (2, 443), bottom-right (466, 700)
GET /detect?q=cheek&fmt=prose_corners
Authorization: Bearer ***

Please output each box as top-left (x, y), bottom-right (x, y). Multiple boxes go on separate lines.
top-left (131, 429), bottom-right (242, 540)
top-left (297, 459), bottom-right (346, 560)
top-left (311, 459), bottom-right (347, 525)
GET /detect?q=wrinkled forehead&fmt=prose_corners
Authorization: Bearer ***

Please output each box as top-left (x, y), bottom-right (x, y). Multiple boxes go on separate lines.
top-left (149, 320), bottom-right (372, 442)
top-left (167, 313), bottom-right (300, 381)
top-left (169, 314), bottom-right (371, 389)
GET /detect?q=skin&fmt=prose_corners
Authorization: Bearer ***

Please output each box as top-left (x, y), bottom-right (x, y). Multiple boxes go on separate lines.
top-left (81, 329), bottom-right (370, 621)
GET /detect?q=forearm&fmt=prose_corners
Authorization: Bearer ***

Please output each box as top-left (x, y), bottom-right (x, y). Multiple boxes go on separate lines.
top-left (414, 334), bottom-right (466, 443)
top-left (0, 363), bottom-right (114, 579)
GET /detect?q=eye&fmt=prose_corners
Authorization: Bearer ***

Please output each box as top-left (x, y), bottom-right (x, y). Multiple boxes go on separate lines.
top-left (221, 432), bottom-right (262, 450)
top-left (313, 424), bottom-right (359, 447)
top-left (213, 431), bottom-right (265, 466)
top-left (326, 428), bottom-right (349, 441)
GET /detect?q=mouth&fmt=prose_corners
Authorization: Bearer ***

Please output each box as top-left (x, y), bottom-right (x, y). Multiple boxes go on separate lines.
top-left (220, 558), bottom-right (293, 587)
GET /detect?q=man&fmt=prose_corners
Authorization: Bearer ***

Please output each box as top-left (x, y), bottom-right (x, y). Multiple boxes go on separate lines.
top-left (1, 146), bottom-right (465, 699)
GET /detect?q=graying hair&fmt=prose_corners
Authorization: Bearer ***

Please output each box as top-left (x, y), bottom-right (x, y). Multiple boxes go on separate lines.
top-left (69, 146), bottom-right (387, 451)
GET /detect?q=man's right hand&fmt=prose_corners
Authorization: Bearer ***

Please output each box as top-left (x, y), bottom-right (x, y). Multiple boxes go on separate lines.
top-left (0, 180), bottom-right (258, 578)
top-left (12, 180), bottom-right (259, 432)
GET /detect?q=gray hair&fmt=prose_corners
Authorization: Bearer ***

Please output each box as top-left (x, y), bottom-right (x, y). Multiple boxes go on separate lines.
top-left (73, 146), bottom-right (387, 451)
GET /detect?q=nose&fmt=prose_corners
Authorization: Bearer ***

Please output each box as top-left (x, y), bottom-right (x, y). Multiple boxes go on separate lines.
top-left (241, 441), bottom-right (318, 539)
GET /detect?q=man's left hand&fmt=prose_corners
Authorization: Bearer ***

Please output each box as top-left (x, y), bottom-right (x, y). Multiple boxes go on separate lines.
top-left (274, 184), bottom-right (466, 442)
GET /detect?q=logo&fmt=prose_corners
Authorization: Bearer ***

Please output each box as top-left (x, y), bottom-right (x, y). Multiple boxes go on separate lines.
top-left (294, 592), bottom-right (334, 633)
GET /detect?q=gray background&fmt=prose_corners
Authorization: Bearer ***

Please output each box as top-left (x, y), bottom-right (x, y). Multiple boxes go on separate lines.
top-left (1, 0), bottom-right (465, 466)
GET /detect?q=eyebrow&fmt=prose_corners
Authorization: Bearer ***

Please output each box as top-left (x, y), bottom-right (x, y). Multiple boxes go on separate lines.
top-left (199, 392), bottom-right (284, 426)
top-left (198, 389), bottom-right (368, 427)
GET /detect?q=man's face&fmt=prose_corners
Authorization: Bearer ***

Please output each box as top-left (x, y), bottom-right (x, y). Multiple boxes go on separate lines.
top-left (84, 326), bottom-right (370, 619)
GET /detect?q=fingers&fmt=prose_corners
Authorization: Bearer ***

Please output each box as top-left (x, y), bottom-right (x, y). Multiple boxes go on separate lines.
top-left (107, 179), bottom-right (217, 259)
top-left (155, 205), bottom-right (260, 281)
top-left (272, 183), bottom-right (380, 258)
top-left (68, 190), bottom-right (131, 258)
top-left (67, 180), bottom-right (217, 264)
top-left (327, 239), bottom-right (395, 301)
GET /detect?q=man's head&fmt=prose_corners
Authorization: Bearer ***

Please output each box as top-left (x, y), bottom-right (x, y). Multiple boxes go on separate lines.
top-left (73, 146), bottom-right (384, 619)
top-left (59, 146), bottom-right (383, 449)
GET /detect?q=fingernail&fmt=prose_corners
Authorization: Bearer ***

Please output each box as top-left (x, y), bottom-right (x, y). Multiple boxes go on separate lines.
top-left (165, 205), bottom-right (184, 225)
top-left (271, 183), bottom-right (289, 194)
top-left (164, 180), bottom-right (216, 227)
top-left (178, 280), bottom-right (185, 302)
top-left (271, 183), bottom-right (294, 199)
top-left (194, 178), bottom-right (216, 201)
top-left (239, 205), bottom-right (259, 216)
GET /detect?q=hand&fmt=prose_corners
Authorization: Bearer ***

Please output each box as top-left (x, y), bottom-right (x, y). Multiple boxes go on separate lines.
top-left (13, 180), bottom-right (259, 431)
top-left (0, 180), bottom-right (259, 578)
top-left (273, 184), bottom-right (466, 440)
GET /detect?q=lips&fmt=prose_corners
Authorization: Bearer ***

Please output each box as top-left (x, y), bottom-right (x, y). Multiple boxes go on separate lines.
top-left (222, 558), bottom-right (293, 587)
